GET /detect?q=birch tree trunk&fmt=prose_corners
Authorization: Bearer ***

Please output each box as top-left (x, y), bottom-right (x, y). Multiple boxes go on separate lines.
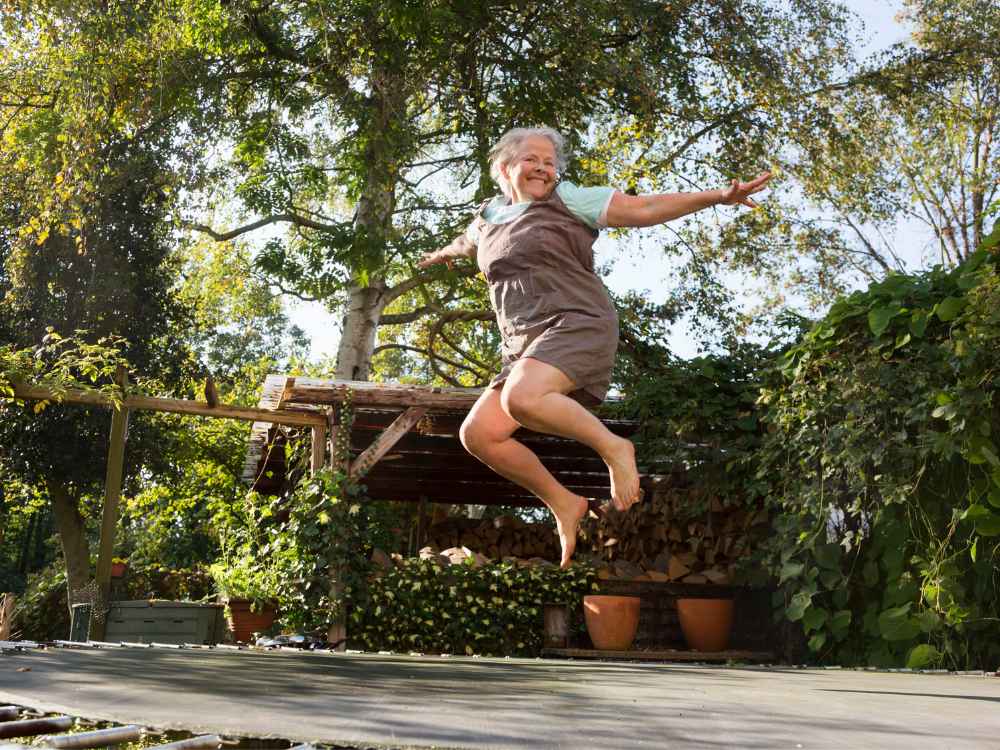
top-left (334, 68), bottom-right (404, 381)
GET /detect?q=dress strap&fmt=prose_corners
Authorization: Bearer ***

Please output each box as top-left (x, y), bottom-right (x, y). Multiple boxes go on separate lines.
top-left (547, 185), bottom-right (599, 238)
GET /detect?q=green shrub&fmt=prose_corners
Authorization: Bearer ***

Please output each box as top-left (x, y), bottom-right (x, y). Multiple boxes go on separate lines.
top-left (350, 557), bottom-right (596, 657)
top-left (10, 564), bottom-right (69, 641)
top-left (754, 245), bottom-right (1000, 668)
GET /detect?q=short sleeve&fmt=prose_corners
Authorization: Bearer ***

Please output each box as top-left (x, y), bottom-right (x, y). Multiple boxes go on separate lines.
top-left (556, 182), bottom-right (616, 229)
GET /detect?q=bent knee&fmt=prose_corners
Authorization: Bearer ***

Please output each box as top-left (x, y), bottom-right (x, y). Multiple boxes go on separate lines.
top-left (499, 385), bottom-right (540, 424)
top-left (459, 416), bottom-right (492, 457)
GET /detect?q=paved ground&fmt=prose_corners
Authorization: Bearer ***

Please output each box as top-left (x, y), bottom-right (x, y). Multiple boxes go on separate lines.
top-left (0, 647), bottom-right (998, 749)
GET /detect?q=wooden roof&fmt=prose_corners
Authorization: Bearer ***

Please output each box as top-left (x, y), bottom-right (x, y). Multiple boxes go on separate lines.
top-left (244, 375), bottom-right (666, 507)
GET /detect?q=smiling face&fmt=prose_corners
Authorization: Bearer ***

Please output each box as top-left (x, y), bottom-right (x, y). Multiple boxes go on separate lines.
top-left (500, 135), bottom-right (558, 203)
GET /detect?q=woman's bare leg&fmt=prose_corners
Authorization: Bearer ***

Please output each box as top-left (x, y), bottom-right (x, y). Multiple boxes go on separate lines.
top-left (500, 357), bottom-right (642, 510)
top-left (459, 387), bottom-right (590, 568)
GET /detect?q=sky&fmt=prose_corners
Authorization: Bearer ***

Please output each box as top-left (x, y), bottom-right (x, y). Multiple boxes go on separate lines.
top-left (285, 0), bottom-right (915, 364)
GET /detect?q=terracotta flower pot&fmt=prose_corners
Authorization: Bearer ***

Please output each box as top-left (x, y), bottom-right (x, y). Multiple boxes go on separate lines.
top-left (676, 597), bottom-right (734, 652)
top-left (226, 598), bottom-right (277, 643)
top-left (583, 595), bottom-right (641, 650)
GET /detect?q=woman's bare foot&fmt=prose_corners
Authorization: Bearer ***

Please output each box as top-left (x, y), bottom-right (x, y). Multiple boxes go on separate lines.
top-left (603, 437), bottom-right (641, 511)
top-left (552, 495), bottom-right (589, 569)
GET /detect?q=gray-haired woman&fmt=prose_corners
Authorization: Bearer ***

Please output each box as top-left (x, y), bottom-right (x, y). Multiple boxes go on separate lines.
top-left (419, 127), bottom-right (770, 567)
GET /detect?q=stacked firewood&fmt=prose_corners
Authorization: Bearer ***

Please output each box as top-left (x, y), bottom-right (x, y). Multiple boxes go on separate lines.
top-left (423, 515), bottom-right (561, 561)
top-left (418, 486), bottom-right (769, 583)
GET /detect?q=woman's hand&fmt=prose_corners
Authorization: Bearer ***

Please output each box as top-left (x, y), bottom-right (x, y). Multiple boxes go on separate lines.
top-left (417, 234), bottom-right (476, 269)
top-left (718, 171), bottom-right (772, 208)
top-left (416, 250), bottom-right (448, 269)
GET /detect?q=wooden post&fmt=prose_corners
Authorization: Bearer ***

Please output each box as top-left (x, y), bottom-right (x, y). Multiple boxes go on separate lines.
top-left (415, 496), bottom-right (428, 552)
top-left (324, 405), bottom-right (347, 650)
top-left (325, 407), bottom-right (337, 469)
top-left (310, 421), bottom-right (326, 476)
top-left (90, 367), bottom-right (129, 641)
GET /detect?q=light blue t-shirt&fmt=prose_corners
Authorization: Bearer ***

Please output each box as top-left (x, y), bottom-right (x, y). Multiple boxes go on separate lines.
top-left (465, 181), bottom-right (616, 245)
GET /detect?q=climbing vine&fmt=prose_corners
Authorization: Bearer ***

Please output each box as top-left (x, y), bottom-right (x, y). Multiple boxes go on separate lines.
top-left (753, 236), bottom-right (1000, 668)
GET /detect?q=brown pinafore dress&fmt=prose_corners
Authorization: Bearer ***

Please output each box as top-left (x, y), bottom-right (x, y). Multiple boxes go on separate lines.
top-left (472, 188), bottom-right (619, 404)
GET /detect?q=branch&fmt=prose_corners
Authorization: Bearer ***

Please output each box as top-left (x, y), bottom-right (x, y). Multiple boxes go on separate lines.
top-left (183, 213), bottom-right (345, 242)
top-left (371, 343), bottom-right (487, 386)
top-left (425, 309), bottom-right (495, 385)
top-left (382, 264), bottom-right (479, 307)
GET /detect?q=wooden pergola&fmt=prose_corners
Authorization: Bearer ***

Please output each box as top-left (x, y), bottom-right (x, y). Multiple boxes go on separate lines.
top-left (9, 374), bottom-right (330, 641)
top-left (9, 373), bottom-right (664, 645)
top-left (244, 375), bottom-right (664, 507)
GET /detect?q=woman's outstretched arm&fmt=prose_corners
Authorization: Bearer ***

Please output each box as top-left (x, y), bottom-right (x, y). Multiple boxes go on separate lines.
top-left (605, 172), bottom-right (772, 228)
top-left (417, 234), bottom-right (476, 268)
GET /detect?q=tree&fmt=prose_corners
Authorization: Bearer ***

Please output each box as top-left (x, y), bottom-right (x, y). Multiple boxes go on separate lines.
top-left (185, 0), bottom-right (857, 380)
top-left (780, 0), bottom-right (1000, 285)
top-left (0, 0), bottom-right (218, 611)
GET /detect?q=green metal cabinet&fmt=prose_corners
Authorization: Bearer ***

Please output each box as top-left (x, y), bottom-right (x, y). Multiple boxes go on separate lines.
top-left (104, 600), bottom-right (225, 645)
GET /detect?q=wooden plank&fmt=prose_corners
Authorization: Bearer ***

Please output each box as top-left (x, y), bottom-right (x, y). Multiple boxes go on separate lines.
top-left (10, 382), bottom-right (325, 427)
top-left (287, 383), bottom-right (481, 409)
top-left (91, 368), bottom-right (129, 642)
top-left (361, 480), bottom-right (543, 507)
top-left (541, 647), bottom-right (774, 662)
top-left (349, 406), bottom-right (428, 481)
top-left (372, 461), bottom-right (612, 483)
top-left (348, 430), bottom-right (606, 459)
top-left (359, 476), bottom-right (611, 497)
top-left (348, 407), bottom-right (640, 438)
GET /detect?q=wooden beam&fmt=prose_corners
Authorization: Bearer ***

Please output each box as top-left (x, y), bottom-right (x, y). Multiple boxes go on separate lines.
top-left (90, 368), bottom-right (129, 641)
top-left (348, 406), bottom-right (428, 481)
top-left (287, 384), bottom-right (481, 409)
top-left (10, 382), bottom-right (325, 427)
top-left (310, 421), bottom-right (326, 476)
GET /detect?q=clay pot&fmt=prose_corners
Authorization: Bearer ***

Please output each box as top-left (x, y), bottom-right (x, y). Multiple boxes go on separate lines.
top-left (583, 595), bottom-right (641, 650)
top-left (226, 599), bottom-right (277, 643)
top-left (676, 597), bottom-right (734, 652)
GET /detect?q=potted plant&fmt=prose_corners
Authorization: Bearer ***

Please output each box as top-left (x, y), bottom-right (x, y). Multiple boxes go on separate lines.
top-left (208, 554), bottom-right (280, 644)
top-left (110, 557), bottom-right (128, 578)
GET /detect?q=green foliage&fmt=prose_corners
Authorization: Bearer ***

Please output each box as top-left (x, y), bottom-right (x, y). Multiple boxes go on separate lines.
top-left (8, 564), bottom-right (70, 641)
top-left (754, 246), bottom-right (1000, 668)
top-left (205, 492), bottom-right (282, 609)
top-left (268, 465), bottom-right (402, 632)
top-left (352, 558), bottom-right (596, 658)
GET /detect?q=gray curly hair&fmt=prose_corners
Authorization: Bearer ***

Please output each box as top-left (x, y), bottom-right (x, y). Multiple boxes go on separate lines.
top-left (488, 127), bottom-right (567, 198)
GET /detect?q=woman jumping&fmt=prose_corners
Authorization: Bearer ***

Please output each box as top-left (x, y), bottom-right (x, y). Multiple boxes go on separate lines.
top-left (418, 127), bottom-right (770, 568)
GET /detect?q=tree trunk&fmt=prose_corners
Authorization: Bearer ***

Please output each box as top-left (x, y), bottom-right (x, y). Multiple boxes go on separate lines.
top-left (334, 68), bottom-right (405, 381)
top-left (335, 281), bottom-right (388, 381)
top-left (47, 479), bottom-right (91, 619)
